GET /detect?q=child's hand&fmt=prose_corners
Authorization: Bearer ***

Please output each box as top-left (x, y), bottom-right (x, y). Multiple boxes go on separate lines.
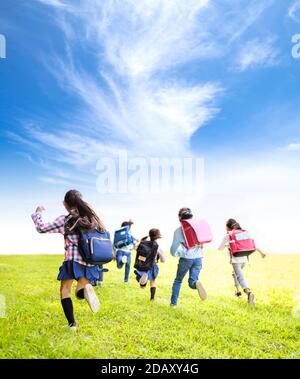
top-left (35, 206), bottom-right (45, 213)
top-left (257, 249), bottom-right (266, 259)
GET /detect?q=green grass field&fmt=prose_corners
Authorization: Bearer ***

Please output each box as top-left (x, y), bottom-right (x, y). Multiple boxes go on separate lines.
top-left (0, 252), bottom-right (300, 359)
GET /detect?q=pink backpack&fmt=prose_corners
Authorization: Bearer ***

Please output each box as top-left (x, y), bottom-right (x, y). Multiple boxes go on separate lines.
top-left (228, 229), bottom-right (256, 257)
top-left (181, 219), bottom-right (213, 249)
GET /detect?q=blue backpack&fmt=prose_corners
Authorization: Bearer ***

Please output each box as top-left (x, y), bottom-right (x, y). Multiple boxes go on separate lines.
top-left (78, 229), bottom-right (113, 265)
top-left (113, 226), bottom-right (134, 249)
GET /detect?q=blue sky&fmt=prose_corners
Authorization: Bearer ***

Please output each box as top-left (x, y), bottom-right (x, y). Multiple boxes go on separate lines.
top-left (1, 0), bottom-right (300, 254)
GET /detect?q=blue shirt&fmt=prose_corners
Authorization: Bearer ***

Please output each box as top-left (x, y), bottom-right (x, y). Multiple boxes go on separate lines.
top-left (170, 227), bottom-right (203, 259)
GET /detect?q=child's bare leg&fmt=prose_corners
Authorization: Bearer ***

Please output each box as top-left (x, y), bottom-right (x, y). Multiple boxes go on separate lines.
top-left (60, 279), bottom-right (73, 300)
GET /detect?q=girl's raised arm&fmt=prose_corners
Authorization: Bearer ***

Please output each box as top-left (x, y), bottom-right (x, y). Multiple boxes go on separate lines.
top-left (31, 208), bottom-right (66, 234)
top-left (218, 235), bottom-right (229, 251)
top-left (157, 247), bottom-right (166, 263)
top-left (256, 248), bottom-right (266, 258)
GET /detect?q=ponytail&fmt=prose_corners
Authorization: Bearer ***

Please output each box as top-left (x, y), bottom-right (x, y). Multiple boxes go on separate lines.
top-left (64, 190), bottom-right (106, 232)
top-left (226, 218), bottom-right (242, 231)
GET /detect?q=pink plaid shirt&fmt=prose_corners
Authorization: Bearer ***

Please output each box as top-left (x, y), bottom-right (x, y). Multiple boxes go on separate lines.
top-left (31, 212), bottom-right (90, 266)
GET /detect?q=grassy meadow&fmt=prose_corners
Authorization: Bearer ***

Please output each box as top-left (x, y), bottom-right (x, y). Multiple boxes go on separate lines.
top-left (0, 252), bottom-right (299, 359)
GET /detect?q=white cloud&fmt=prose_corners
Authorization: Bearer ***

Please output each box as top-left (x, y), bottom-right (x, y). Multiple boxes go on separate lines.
top-left (288, 1), bottom-right (300, 22)
top-left (36, 0), bottom-right (67, 8)
top-left (23, 0), bottom-right (229, 167)
top-left (21, 0), bottom-right (273, 172)
top-left (235, 36), bottom-right (279, 71)
top-left (94, 0), bottom-right (214, 78)
top-left (225, 0), bottom-right (274, 44)
top-left (40, 176), bottom-right (74, 185)
top-left (45, 60), bottom-right (222, 156)
top-left (286, 142), bottom-right (300, 151)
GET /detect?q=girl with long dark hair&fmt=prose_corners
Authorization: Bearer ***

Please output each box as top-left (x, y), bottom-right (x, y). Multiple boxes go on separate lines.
top-left (31, 189), bottom-right (105, 330)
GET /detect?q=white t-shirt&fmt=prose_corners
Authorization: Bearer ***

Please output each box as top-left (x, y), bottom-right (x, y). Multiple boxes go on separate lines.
top-left (219, 234), bottom-right (248, 264)
top-left (157, 246), bottom-right (166, 263)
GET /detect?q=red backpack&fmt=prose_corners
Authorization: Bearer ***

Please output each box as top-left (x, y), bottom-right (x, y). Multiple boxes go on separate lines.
top-left (181, 219), bottom-right (213, 249)
top-left (228, 229), bottom-right (256, 257)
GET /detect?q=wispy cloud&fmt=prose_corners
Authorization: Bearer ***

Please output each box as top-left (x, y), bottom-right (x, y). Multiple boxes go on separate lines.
top-left (224, 0), bottom-right (274, 44)
top-left (94, 0), bottom-right (214, 78)
top-left (16, 0), bottom-right (274, 185)
top-left (36, 0), bottom-right (67, 8)
top-left (288, 1), bottom-right (300, 22)
top-left (235, 36), bottom-right (279, 72)
top-left (45, 56), bottom-right (222, 156)
top-left (39, 176), bottom-right (74, 186)
top-left (286, 142), bottom-right (300, 151)
top-left (23, 0), bottom-right (225, 164)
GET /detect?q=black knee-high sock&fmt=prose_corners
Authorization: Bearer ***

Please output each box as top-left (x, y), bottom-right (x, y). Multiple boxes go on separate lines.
top-left (61, 298), bottom-right (76, 326)
top-left (150, 287), bottom-right (156, 300)
top-left (76, 288), bottom-right (85, 300)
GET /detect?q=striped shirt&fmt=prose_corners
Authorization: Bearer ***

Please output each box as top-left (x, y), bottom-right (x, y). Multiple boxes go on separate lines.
top-left (31, 212), bottom-right (91, 266)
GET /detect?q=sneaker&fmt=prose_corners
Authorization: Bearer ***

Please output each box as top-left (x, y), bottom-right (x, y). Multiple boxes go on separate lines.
top-left (121, 255), bottom-right (128, 264)
top-left (196, 281), bottom-right (207, 300)
top-left (170, 304), bottom-right (177, 309)
top-left (248, 292), bottom-right (255, 307)
top-left (235, 291), bottom-right (243, 298)
top-left (84, 284), bottom-right (100, 313)
top-left (139, 273), bottom-right (148, 286)
top-left (70, 325), bottom-right (77, 332)
top-left (124, 281), bottom-right (129, 285)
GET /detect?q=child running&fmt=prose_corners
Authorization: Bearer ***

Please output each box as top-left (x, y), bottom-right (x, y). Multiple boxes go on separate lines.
top-left (113, 220), bottom-right (138, 284)
top-left (134, 229), bottom-right (166, 302)
top-left (170, 207), bottom-right (207, 308)
top-left (31, 189), bottom-right (105, 331)
top-left (218, 218), bottom-right (266, 307)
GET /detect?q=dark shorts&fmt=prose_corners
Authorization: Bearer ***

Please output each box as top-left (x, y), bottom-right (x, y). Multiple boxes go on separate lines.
top-left (57, 261), bottom-right (102, 286)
